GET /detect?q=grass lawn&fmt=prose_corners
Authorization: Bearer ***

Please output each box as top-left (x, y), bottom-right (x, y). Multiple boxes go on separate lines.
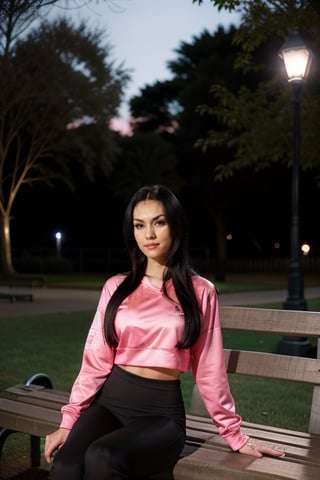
top-left (0, 312), bottom-right (92, 392)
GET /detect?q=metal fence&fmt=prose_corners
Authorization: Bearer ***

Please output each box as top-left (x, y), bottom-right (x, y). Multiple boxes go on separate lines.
top-left (11, 247), bottom-right (320, 275)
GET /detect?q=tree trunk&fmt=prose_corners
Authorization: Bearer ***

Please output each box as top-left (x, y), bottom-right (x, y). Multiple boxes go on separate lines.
top-left (0, 211), bottom-right (16, 276)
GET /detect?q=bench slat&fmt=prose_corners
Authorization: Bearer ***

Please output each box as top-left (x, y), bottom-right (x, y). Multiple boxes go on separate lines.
top-left (220, 306), bottom-right (320, 337)
top-left (0, 391), bottom-right (66, 412)
top-left (186, 416), bottom-right (320, 458)
top-left (4, 385), bottom-right (69, 406)
top-left (7, 384), bottom-right (68, 397)
top-left (224, 350), bottom-right (320, 384)
top-left (0, 397), bottom-right (61, 436)
top-left (175, 447), bottom-right (320, 480)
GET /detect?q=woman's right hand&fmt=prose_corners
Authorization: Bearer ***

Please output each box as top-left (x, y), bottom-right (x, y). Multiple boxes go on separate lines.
top-left (44, 427), bottom-right (70, 463)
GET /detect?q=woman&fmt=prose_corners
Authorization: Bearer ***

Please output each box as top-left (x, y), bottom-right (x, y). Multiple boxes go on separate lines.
top-left (45, 185), bottom-right (284, 479)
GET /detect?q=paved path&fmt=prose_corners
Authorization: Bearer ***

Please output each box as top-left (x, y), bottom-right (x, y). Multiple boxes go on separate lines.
top-left (1, 285), bottom-right (320, 317)
top-left (0, 287), bottom-right (100, 317)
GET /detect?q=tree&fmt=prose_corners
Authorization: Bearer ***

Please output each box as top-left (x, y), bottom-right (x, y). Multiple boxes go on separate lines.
top-left (193, 0), bottom-right (320, 182)
top-left (129, 26), bottom-right (262, 280)
top-left (0, 0), bottom-right (120, 55)
top-left (109, 132), bottom-right (186, 201)
top-left (1, 1), bottom-right (58, 55)
top-left (0, 13), bottom-right (129, 276)
top-left (130, 80), bottom-right (180, 134)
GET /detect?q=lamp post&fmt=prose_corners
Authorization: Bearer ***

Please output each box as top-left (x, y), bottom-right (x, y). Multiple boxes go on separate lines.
top-left (55, 231), bottom-right (62, 259)
top-left (277, 31), bottom-right (313, 356)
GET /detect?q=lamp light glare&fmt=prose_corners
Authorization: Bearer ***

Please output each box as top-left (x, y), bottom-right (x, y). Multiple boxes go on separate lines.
top-left (280, 48), bottom-right (312, 82)
top-left (279, 31), bottom-right (313, 83)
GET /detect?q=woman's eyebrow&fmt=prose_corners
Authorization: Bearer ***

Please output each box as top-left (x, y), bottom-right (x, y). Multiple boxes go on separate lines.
top-left (133, 214), bottom-right (166, 222)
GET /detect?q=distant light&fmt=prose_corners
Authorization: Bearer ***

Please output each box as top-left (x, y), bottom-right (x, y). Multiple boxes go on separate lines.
top-left (274, 242), bottom-right (280, 249)
top-left (226, 233), bottom-right (233, 240)
top-left (55, 231), bottom-right (63, 259)
top-left (301, 244), bottom-right (310, 256)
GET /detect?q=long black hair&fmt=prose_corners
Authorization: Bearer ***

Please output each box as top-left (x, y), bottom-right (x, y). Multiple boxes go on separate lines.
top-left (104, 185), bottom-right (201, 349)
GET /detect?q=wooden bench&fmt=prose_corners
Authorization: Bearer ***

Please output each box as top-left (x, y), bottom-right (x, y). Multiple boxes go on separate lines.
top-left (0, 306), bottom-right (320, 479)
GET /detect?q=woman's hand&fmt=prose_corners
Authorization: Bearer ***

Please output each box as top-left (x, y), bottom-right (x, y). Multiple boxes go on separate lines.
top-left (44, 427), bottom-right (70, 463)
top-left (239, 439), bottom-right (285, 458)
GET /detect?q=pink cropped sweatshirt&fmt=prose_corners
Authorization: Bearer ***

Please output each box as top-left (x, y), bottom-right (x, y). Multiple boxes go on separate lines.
top-left (60, 273), bottom-right (249, 451)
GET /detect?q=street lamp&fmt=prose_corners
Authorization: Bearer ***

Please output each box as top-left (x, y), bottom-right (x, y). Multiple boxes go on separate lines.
top-left (55, 231), bottom-right (62, 259)
top-left (277, 31), bottom-right (313, 356)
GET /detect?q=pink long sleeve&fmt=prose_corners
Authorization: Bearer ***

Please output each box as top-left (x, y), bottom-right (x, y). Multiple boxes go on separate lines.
top-left (190, 279), bottom-right (249, 451)
top-left (60, 276), bottom-right (122, 429)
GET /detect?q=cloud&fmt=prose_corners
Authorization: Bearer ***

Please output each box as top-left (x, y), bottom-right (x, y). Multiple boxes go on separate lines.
top-left (110, 117), bottom-right (133, 135)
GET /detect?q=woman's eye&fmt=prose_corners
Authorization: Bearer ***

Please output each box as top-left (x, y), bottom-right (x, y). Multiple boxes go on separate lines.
top-left (155, 220), bottom-right (166, 227)
top-left (134, 223), bottom-right (143, 230)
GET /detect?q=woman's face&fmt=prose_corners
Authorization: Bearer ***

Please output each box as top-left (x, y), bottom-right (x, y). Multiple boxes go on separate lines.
top-left (133, 199), bottom-right (172, 265)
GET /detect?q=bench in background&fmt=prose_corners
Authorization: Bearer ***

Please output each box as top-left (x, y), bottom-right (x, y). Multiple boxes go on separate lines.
top-left (0, 276), bottom-right (45, 288)
top-left (0, 292), bottom-right (33, 302)
top-left (1, 306), bottom-right (320, 479)
top-left (0, 275), bottom-right (45, 303)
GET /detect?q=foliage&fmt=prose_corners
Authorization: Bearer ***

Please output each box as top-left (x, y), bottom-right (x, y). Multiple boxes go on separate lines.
top-left (0, 1), bottom-right (116, 55)
top-left (128, 25), bottom-right (241, 193)
top-left (0, 3), bottom-right (130, 275)
top-left (196, 1), bottom-right (320, 62)
top-left (1, 17), bottom-right (126, 181)
top-left (109, 132), bottom-right (186, 200)
top-left (127, 25), bottom-right (272, 279)
top-left (130, 80), bottom-right (179, 134)
top-left (197, 80), bottom-right (320, 179)
top-left (0, 1), bottom-right (60, 55)
top-left (193, 0), bottom-right (320, 182)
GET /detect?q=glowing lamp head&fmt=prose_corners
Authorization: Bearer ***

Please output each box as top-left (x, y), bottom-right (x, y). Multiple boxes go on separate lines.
top-left (279, 31), bottom-right (313, 83)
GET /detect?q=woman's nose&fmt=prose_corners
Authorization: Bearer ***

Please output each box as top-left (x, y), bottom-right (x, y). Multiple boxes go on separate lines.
top-left (145, 226), bottom-right (156, 238)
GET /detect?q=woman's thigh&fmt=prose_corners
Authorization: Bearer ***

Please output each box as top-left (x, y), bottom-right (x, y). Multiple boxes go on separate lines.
top-left (50, 404), bottom-right (122, 478)
top-left (86, 415), bottom-right (186, 477)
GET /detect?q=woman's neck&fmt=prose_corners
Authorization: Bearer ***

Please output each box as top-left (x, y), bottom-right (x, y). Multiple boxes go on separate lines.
top-left (146, 259), bottom-right (166, 275)
top-left (145, 263), bottom-right (167, 286)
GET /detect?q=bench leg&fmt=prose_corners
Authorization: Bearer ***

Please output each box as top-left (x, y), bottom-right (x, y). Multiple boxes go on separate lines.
top-left (0, 428), bottom-right (41, 470)
top-left (0, 427), bottom-right (15, 453)
top-left (30, 435), bottom-right (41, 467)
top-left (0, 428), bottom-right (15, 476)
top-left (25, 373), bottom-right (53, 467)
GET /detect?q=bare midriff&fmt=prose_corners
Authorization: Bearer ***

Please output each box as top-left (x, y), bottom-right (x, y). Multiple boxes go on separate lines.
top-left (119, 365), bottom-right (181, 380)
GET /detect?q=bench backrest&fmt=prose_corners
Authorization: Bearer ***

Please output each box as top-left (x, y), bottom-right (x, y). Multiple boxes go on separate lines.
top-left (190, 306), bottom-right (320, 435)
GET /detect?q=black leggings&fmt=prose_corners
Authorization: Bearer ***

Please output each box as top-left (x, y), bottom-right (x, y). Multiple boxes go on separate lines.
top-left (49, 366), bottom-right (186, 480)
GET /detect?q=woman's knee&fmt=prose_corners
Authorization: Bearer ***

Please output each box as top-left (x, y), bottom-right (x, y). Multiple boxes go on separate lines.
top-left (49, 456), bottom-right (83, 480)
top-left (85, 441), bottom-right (126, 479)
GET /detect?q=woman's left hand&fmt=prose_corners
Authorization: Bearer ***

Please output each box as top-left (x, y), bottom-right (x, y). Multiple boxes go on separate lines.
top-left (239, 439), bottom-right (285, 458)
